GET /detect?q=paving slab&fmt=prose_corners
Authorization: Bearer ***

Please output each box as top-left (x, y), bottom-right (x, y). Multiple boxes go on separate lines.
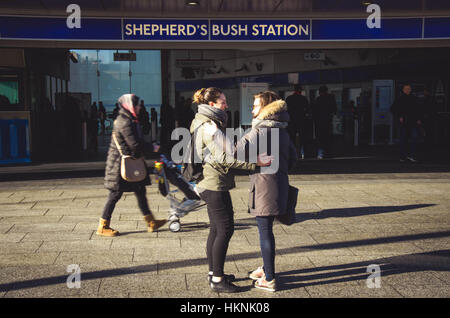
top-left (0, 172), bottom-right (449, 299)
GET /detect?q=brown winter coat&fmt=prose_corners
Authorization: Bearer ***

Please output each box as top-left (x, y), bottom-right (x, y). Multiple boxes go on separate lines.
top-left (236, 100), bottom-right (297, 216)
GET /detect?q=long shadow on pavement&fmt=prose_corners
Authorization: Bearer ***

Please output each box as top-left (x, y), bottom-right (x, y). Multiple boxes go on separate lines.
top-left (1, 230), bottom-right (449, 293)
top-left (232, 204), bottom-right (437, 229)
top-left (277, 249), bottom-right (450, 292)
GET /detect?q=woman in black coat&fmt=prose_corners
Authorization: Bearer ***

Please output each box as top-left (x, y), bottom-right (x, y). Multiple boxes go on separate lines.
top-left (97, 94), bottom-right (166, 237)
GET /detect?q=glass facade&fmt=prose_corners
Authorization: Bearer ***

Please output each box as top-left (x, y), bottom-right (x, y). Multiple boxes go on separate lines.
top-left (68, 49), bottom-right (161, 120)
top-left (0, 74), bottom-right (20, 107)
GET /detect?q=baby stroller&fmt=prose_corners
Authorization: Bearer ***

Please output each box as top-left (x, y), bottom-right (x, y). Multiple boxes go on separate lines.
top-left (153, 154), bottom-right (205, 232)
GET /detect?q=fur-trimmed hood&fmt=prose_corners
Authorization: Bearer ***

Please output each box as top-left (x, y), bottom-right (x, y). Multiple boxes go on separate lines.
top-left (252, 99), bottom-right (289, 129)
top-left (256, 99), bottom-right (288, 120)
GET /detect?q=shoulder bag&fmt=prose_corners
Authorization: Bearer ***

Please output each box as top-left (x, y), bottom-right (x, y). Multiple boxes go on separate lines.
top-left (112, 132), bottom-right (147, 182)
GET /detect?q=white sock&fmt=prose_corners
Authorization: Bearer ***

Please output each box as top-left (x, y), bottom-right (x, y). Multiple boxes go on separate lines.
top-left (208, 271), bottom-right (213, 276)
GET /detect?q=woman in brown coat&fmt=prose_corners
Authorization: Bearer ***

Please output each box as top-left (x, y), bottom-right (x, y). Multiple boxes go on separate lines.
top-left (236, 91), bottom-right (297, 291)
top-left (205, 91), bottom-right (297, 291)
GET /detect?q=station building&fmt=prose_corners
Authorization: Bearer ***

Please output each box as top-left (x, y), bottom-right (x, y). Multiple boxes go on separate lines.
top-left (0, 0), bottom-right (449, 164)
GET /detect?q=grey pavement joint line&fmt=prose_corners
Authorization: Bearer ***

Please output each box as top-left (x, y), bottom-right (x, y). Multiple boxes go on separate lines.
top-left (35, 241), bottom-right (45, 253)
top-left (4, 224), bottom-right (14, 234)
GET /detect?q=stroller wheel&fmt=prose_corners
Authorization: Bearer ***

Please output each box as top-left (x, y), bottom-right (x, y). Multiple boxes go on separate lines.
top-left (168, 214), bottom-right (179, 222)
top-left (169, 221), bottom-right (181, 232)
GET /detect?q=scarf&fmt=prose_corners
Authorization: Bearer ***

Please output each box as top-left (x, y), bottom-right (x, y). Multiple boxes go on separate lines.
top-left (197, 104), bottom-right (228, 129)
top-left (118, 94), bottom-right (139, 122)
top-left (252, 118), bottom-right (288, 129)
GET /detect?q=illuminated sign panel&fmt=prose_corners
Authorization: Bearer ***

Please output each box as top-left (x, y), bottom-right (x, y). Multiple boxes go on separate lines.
top-left (0, 16), bottom-right (449, 41)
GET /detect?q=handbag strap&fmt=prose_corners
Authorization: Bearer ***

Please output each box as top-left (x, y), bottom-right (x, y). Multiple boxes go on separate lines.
top-left (112, 132), bottom-right (124, 156)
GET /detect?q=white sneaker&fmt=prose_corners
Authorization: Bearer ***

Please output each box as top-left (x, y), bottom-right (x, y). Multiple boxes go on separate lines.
top-left (254, 275), bottom-right (277, 292)
top-left (249, 266), bottom-right (265, 280)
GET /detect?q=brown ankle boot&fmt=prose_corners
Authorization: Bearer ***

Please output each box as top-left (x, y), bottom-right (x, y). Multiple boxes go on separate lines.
top-left (96, 218), bottom-right (119, 237)
top-left (143, 214), bottom-right (167, 232)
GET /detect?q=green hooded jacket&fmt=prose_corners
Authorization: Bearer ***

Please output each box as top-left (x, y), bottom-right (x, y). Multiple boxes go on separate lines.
top-left (190, 112), bottom-right (256, 191)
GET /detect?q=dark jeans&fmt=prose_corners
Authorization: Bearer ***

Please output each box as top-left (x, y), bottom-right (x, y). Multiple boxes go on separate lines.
top-left (256, 216), bottom-right (276, 281)
top-left (288, 123), bottom-right (307, 156)
top-left (314, 120), bottom-right (332, 157)
top-left (399, 126), bottom-right (419, 159)
top-left (199, 190), bottom-right (234, 277)
top-left (101, 186), bottom-right (151, 220)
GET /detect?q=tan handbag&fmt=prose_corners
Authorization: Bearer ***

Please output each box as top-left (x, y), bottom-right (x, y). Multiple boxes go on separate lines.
top-left (112, 132), bottom-right (147, 182)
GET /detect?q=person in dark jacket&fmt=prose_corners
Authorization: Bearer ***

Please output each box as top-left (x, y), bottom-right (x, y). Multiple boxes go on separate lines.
top-left (390, 84), bottom-right (423, 162)
top-left (138, 100), bottom-right (151, 136)
top-left (151, 107), bottom-right (159, 142)
top-left (98, 101), bottom-right (106, 135)
top-left (97, 94), bottom-right (166, 237)
top-left (312, 86), bottom-right (337, 159)
top-left (112, 103), bottom-right (120, 120)
top-left (286, 84), bottom-right (310, 159)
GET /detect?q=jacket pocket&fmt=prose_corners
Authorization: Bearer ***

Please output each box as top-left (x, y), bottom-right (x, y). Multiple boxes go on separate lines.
top-left (248, 183), bottom-right (256, 210)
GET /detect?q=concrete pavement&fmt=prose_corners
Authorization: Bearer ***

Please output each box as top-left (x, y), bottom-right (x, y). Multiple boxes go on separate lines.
top-left (0, 171), bottom-right (449, 298)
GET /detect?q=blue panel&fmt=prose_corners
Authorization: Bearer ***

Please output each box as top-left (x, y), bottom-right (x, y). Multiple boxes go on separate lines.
top-left (210, 20), bottom-right (310, 41)
top-left (424, 17), bottom-right (450, 38)
top-left (0, 16), bottom-right (121, 40)
top-left (123, 19), bottom-right (209, 40)
top-left (0, 119), bottom-right (31, 164)
top-left (312, 18), bottom-right (423, 40)
top-left (1, 16), bottom-right (449, 41)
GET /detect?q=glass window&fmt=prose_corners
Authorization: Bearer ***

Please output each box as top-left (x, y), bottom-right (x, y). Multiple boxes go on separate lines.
top-left (69, 49), bottom-right (161, 118)
top-left (0, 75), bottom-right (19, 106)
top-left (131, 50), bottom-right (162, 121)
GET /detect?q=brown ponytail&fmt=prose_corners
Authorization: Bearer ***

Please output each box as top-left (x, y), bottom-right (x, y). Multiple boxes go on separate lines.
top-left (193, 87), bottom-right (223, 105)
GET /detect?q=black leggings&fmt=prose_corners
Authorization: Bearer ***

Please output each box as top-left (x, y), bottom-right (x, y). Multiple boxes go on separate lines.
top-left (200, 190), bottom-right (234, 277)
top-left (102, 186), bottom-right (151, 220)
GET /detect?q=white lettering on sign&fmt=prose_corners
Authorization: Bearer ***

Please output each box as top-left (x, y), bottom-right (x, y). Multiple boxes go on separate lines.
top-left (66, 4), bottom-right (81, 29)
top-left (250, 24), bottom-right (308, 37)
top-left (366, 4), bottom-right (381, 29)
top-left (125, 23), bottom-right (207, 37)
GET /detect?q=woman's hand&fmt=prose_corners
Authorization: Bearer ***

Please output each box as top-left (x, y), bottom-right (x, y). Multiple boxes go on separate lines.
top-left (203, 121), bottom-right (219, 136)
top-left (152, 142), bottom-right (161, 153)
top-left (257, 153), bottom-right (273, 167)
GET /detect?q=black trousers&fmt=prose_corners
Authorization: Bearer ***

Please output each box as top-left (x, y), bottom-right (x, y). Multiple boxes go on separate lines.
top-left (200, 190), bottom-right (235, 277)
top-left (101, 186), bottom-right (151, 220)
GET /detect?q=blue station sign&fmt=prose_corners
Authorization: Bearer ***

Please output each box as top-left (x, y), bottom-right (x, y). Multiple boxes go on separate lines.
top-left (0, 16), bottom-right (449, 41)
